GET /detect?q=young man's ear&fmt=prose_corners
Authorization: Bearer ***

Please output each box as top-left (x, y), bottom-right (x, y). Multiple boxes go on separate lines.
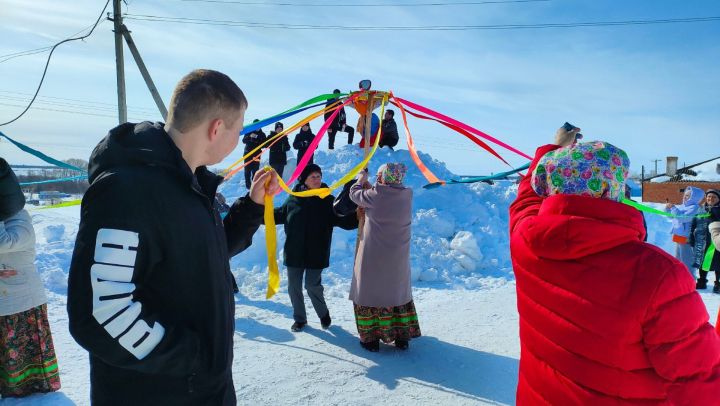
top-left (207, 118), bottom-right (223, 141)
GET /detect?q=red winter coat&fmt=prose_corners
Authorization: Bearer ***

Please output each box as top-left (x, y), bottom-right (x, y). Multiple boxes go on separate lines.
top-left (509, 144), bottom-right (720, 405)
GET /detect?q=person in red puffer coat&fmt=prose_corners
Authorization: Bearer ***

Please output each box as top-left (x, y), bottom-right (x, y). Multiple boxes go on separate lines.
top-left (509, 126), bottom-right (720, 404)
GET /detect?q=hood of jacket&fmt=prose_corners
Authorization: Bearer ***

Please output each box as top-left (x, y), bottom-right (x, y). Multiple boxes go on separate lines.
top-left (88, 121), bottom-right (221, 195)
top-left (518, 194), bottom-right (646, 261)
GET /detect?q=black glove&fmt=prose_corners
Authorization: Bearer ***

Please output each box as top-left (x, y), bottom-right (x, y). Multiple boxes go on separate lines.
top-left (710, 206), bottom-right (720, 221)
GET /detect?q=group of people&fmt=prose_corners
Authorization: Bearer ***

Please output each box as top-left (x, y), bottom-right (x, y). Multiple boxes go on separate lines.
top-left (3, 68), bottom-right (720, 404)
top-left (240, 89), bottom-right (400, 188)
top-left (270, 161), bottom-right (419, 353)
top-left (666, 186), bottom-right (720, 291)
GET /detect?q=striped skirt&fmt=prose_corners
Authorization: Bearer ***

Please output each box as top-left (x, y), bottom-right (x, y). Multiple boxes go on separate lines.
top-left (353, 300), bottom-right (421, 343)
top-left (0, 304), bottom-right (61, 398)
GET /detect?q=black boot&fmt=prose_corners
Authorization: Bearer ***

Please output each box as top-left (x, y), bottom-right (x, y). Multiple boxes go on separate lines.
top-left (360, 340), bottom-right (379, 352)
top-left (394, 340), bottom-right (409, 350)
top-left (714, 281), bottom-right (720, 294)
top-left (291, 321), bottom-right (306, 332)
top-left (696, 278), bottom-right (708, 290)
top-left (320, 313), bottom-right (332, 329)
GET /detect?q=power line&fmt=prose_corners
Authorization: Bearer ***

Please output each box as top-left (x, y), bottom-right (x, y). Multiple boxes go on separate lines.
top-left (177, 0), bottom-right (550, 6)
top-left (0, 22), bottom-right (101, 64)
top-left (122, 14), bottom-right (720, 31)
top-left (0, 90), bottom-right (159, 115)
top-left (0, 0), bottom-right (112, 127)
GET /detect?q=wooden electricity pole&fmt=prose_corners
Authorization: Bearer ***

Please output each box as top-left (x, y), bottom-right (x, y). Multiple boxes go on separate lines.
top-left (113, 0), bottom-right (127, 124)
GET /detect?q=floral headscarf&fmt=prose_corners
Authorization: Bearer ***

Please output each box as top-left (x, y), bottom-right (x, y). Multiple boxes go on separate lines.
top-left (531, 141), bottom-right (630, 202)
top-left (377, 163), bottom-right (407, 185)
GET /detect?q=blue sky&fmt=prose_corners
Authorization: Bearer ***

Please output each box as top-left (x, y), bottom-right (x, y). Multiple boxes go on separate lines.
top-left (1, 0), bottom-right (719, 176)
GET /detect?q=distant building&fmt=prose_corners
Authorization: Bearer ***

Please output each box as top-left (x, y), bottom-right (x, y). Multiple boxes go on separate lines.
top-left (642, 156), bottom-right (720, 203)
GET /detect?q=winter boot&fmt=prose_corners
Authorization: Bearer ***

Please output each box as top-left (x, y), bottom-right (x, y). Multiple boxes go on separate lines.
top-left (394, 340), bottom-right (409, 350)
top-left (320, 313), bottom-right (332, 329)
top-left (714, 281), bottom-right (720, 294)
top-left (360, 340), bottom-right (380, 352)
top-left (696, 278), bottom-right (708, 290)
top-left (291, 321), bottom-right (306, 332)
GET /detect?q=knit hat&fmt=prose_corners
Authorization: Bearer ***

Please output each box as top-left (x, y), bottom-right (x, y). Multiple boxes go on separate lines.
top-left (298, 163), bottom-right (322, 185)
top-left (275, 122), bottom-right (283, 130)
top-left (531, 141), bottom-right (630, 202)
top-left (377, 163), bottom-right (407, 185)
top-left (705, 189), bottom-right (720, 202)
top-left (0, 158), bottom-right (26, 221)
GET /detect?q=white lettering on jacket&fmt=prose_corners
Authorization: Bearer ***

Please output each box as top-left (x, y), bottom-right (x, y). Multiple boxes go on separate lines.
top-left (91, 228), bottom-right (164, 360)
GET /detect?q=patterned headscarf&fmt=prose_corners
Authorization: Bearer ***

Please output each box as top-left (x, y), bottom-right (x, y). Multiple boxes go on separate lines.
top-left (531, 141), bottom-right (630, 202)
top-left (377, 163), bottom-right (407, 185)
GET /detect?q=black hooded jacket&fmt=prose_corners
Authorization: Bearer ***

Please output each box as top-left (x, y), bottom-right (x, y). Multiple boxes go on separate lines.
top-left (242, 129), bottom-right (266, 163)
top-left (67, 122), bottom-right (263, 405)
top-left (273, 183), bottom-right (358, 269)
top-left (293, 129), bottom-right (315, 164)
top-left (268, 131), bottom-right (291, 165)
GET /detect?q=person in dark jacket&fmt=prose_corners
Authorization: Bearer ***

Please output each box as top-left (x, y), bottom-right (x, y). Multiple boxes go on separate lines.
top-left (272, 164), bottom-right (358, 332)
top-left (379, 109), bottom-right (399, 149)
top-left (690, 189), bottom-right (720, 291)
top-left (268, 122), bottom-right (291, 178)
top-left (67, 69), bottom-right (279, 406)
top-left (293, 123), bottom-right (315, 165)
top-left (242, 119), bottom-right (267, 189)
top-left (325, 89), bottom-right (355, 149)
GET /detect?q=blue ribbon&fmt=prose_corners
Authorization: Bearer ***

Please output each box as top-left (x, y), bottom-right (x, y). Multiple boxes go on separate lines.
top-left (20, 175), bottom-right (88, 186)
top-left (0, 130), bottom-right (87, 173)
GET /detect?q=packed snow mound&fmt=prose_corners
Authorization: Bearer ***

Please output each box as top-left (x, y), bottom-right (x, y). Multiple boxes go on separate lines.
top-left (219, 145), bottom-right (517, 296)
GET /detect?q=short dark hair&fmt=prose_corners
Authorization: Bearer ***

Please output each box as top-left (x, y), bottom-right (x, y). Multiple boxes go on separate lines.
top-left (166, 69), bottom-right (248, 132)
top-left (386, 109), bottom-right (394, 118)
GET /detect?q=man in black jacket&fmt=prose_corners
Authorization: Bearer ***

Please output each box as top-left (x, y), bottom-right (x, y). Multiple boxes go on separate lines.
top-left (325, 89), bottom-right (355, 149)
top-left (67, 69), bottom-right (279, 405)
top-left (241, 119), bottom-right (266, 189)
top-left (379, 109), bottom-right (399, 149)
top-left (268, 121), bottom-right (291, 178)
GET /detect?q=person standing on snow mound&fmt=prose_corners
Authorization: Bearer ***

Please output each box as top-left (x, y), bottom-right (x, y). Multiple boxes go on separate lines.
top-left (293, 123), bottom-right (315, 165)
top-left (67, 69), bottom-right (279, 406)
top-left (349, 163), bottom-right (420, 352)
top-left (242, 118), bottom-right (267, 189)
top-left (690, 189), bottom-right (720, 292)
top-left (270, 163), bottom-right (359, 332)
top-left (665, 185), bottom-right (704, 275)
top-left (268, 121), bottom-right (291, 178)
top-left (509, 126), bottom-right (720, 404)
top-left (325, 89), bottom-right (355, 149)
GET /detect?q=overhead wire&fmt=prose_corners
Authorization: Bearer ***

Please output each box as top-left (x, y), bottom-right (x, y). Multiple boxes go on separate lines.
top-left (122, 14), bottom-right (720, 31)
top-left (0, 0), bottom-right (112, 126)
top-left (176, 0), bottom-right (550, 6)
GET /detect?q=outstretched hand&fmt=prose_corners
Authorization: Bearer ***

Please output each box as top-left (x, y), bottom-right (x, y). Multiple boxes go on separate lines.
top-left (249, 168), bottom-right (280, 205)
top-left (554, 126), bottom-right (581, 147)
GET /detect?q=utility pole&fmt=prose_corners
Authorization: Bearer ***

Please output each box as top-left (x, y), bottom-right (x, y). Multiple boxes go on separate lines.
top-left (651, 159), bottom-right (661, 176)
top-left (112, 0), bottom-right (127, 124)
top-left (121, 25), bottom-right (168, 120)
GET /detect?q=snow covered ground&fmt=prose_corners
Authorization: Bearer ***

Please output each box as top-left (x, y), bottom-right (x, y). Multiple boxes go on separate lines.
top-left (5, 146), bottom-right (719, 405)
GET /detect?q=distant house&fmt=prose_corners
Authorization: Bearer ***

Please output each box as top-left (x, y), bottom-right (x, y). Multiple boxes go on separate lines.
top-left (642, 156), bottom-right (720, 203)
top-left (38, 191), bottom-right (71, 200)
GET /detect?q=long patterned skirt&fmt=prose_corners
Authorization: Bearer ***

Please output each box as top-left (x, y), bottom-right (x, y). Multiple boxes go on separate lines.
top-left (0, 304), bottom-right (61, 398)
top-left (353, 300), bottom-right (421, 343)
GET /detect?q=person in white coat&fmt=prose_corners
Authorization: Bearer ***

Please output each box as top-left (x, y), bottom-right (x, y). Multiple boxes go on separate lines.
top-left (0, 159), bottom-right (60, 398)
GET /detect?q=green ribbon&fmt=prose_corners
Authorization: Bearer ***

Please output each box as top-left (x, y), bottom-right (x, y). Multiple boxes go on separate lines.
top-left (0, 131), bottom-right (86, 173)
top-left (620, 198), bottom-right (710, 219)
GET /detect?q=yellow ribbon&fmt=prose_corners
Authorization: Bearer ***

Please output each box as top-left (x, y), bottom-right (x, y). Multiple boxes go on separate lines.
top-left (263, 168), bottom-right (281, 299)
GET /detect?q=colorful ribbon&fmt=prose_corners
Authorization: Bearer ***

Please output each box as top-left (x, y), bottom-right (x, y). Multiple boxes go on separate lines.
top-left (393, 97), bottom-right (532, 160)
top-left (263, 171), bottom-right (280, 299)
top-left (424, 162), bottom-right (531, 189)
top-left (239, 92), bottom-right (348, 135)
top-left (0, 131), bottom-right (87, 172)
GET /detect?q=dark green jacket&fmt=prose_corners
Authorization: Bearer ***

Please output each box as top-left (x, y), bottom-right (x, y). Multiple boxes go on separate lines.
top-left (274, 183), bottom-right (358, 269)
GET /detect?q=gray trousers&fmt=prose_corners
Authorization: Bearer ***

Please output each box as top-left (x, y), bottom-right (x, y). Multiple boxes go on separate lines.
top-left (675, 242), bottom-right (696, 277)
top-left (287, 267), bottom-right (328, 323)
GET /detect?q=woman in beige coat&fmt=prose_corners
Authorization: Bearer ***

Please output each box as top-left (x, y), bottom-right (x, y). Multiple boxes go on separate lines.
top-left (349, 163), bottom-right (420, 352)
